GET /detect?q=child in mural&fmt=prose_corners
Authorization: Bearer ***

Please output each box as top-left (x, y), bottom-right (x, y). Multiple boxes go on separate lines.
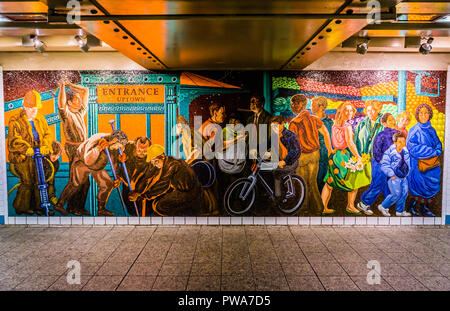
top-left (54, 131), bottom-right (128, 216)
top-left (396, 110), bottom-right (412, 138)
top-left (114, 136), bottom-right (151, 216)
top-left (288, 94), bottom-right (333, 216)
top-left (406, 104), bottom-right (442, 217)
top-left (269, 116), bottom-right (301, 206)
top-left (44, 141), bottom-right (64, 208)
top-left (321, 102), bottom-right (371, 215)
top-left (57, 77), bottom-right (91, 216)
top-left (357, 113), bottom-right (399, 215)
top-left (128, 144), bottom-right (205, 216)
top-left (378, 131), bottom-right (411, 217)
top-left (310, 96), bottom-right (333, 192)
top-left (7, 90), bottom-right (54, 216)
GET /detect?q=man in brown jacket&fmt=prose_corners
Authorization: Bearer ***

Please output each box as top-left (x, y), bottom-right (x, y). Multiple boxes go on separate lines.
top-left (57, 77), bottom-right (90, 216)
top-left (128, 144), bottom-right (205, 216)
top-left (7, 90), bottom-right (54, 215)
top-left (288, 94), bottom-right (333, 215)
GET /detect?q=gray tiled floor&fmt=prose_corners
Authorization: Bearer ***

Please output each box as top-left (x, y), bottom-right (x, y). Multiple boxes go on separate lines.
top-left (0, 225), bottom-right (449, 291)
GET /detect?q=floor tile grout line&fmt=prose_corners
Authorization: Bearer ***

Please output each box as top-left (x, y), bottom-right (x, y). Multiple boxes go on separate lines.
top-left (114, 225), bottom-right (158, 291)
top-left (265, 225), bottom-right (290, 290)
top-left (287, 226), bottom-right (325, 291)
top-left (185, 226), bottom-right (201, 291)
top-left (80, 225), bottom-right (138, 291)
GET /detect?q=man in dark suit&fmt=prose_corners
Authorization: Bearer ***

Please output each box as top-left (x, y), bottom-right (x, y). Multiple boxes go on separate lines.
top-left (246, 95), bottom-right (272, 157)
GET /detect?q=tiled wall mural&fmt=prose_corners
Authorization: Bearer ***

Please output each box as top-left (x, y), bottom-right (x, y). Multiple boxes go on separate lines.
top-left (2, 70), bottom-right (446, 218)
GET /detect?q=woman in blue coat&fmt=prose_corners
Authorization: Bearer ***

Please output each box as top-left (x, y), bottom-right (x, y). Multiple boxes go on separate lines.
top-left (406, 104), bottom-right (442, 217)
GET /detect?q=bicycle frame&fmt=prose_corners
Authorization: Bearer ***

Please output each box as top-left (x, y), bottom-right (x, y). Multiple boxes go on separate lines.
top-left (238, 159), bottom-right (295, 201)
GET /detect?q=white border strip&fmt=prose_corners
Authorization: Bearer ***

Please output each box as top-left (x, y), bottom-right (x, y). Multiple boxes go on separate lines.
top-left (4, 216), bottom-right (443, 226)
top-left (443, 65), bottom-right (450, 226)
top-left (0, 66), bottom-right (8, 223)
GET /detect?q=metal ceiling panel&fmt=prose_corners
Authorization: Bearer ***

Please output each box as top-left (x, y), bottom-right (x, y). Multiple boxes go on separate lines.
top-left (396, 1), bottom-right (450, 14)
top-left (0, 1), bottom-right (47, 13)
top-left (72, 0), bottom-right (355, 70)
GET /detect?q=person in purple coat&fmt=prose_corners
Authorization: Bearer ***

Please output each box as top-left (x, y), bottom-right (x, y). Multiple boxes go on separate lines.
top-left (357, 113), bottom-right (399, 215)
top-left (407, 104), bottom-right (442, 217)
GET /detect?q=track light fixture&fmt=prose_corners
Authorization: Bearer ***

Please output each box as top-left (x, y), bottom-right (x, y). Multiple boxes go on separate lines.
top-left (419, 37), bottom-right (433, 55)
top-left (74, 34), bottom-right (101, 52)
top-left (22, 34), bottom-right (46, 53)
top-left (32, 35), bottom-right (45, 53)
top-left (356, 38), bottom-right (370, 55)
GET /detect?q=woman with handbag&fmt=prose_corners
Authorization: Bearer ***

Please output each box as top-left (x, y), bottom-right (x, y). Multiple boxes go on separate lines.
top-left (406, 104), bottom-right (442, 217)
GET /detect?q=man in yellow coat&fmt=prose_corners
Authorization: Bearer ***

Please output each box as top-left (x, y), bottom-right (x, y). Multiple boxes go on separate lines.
top-left (8, 90), bottom-right (55, 215)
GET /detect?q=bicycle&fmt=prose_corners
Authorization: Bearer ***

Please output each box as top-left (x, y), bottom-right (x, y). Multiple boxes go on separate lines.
top-left (223, 156), bottom-right (306, 216)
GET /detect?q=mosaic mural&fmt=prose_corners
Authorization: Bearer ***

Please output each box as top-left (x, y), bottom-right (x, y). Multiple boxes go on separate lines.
top-left (2, 70), bottom-right (446, 217)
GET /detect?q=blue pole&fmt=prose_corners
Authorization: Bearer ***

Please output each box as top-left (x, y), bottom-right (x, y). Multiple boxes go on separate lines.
top-left (398, 70), bottom-right (407, 114)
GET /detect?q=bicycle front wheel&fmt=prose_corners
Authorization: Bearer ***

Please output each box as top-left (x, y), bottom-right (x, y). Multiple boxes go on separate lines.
top-left (277, 175), bottom-right (306, 215)
top-left (223, 178), bottom-right (256, 216)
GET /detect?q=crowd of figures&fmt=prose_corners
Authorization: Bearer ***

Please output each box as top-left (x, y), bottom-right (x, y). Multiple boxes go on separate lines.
top-left (7, 78), bottom-right (442, 217)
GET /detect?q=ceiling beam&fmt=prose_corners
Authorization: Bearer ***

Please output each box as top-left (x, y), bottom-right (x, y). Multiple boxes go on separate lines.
top-left (364, 22), bottom-right (450, 30)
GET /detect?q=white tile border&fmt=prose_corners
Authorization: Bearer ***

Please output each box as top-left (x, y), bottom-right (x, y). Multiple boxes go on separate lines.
top-left (15, 217), bottom-right (25, 225)
top-left (288, 217), bottom-right (299, 225)
top-left (185, 217), bottom-right (196, 225)
top-left (321, 217), bottom-right (332, 225)
top-left (230, 217), bottom-right (242, 225)
top-left (275, 217), bottom-right (288, 225)
top-left (265, 217), bottom-right (276, 225)
top-left (389, 217), bottom-right (401, 225)
top-left (333, 217), bottom-right (344, 225)
top-left (400, 217), bottom-right (412, 226)
top-left (366, 217), bottom-right (378, 225)
top-left (1, 215), bottom-right (445, 226)
top-left (424, 217), bottom-right (435, 225)
top-left (116, 217), bottom-right (129, 225)
top-left (298, 217), bottom-right (309, 225)
top-left (105, 217), bottom-right (117, 225)
top-left (443, 65), bottom-right (450, 226)
top-left (151, 217), bottom-right (162, 225)
top-left (94, 217), bottom-right (106, 225)
top-left (253, 217), bottom-right (265, 225)
top-left (128, 217), bottom-right (140, 225)
top-left (207, 217), bottom-right (219, 225)
top-left (196, 217), bottom-right (208, 225)
top-left (0, 68), bottom-right (8, 221)
top-left (219, 217), bottom-right (231, 225)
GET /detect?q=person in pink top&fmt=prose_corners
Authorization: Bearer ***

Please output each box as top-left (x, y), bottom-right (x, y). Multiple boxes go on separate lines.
top-left (321, 103), bottom-right (371, 215)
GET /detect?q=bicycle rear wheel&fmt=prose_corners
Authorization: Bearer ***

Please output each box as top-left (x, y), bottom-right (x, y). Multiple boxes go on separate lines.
top-left (223, 178), bottom-right (256, 216)
top-left (277, 175), bottom-right (306, 215)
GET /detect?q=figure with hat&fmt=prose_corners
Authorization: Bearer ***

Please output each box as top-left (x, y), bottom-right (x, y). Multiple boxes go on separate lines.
top-left (54, 131), bottom-right (128, 216)
top-left (128, 144), bottom-right (205, 216)
top-left (57, 77), bottom-right (91, 216)
top-left (113, 136), bottom-right (152, 216)
top-left (7, 90), bottom-right (53, 215)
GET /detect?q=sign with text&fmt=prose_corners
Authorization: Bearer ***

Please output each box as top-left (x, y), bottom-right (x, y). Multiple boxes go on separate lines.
top-left (97, 85), bottom-right (165, 103)
top-left (415, 73), bottom-right (440, 97)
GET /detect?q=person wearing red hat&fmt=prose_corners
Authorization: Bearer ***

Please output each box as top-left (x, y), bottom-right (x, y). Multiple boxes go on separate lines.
top-left (7, 90), bottom-right (54, 215)
top-left (57, 77), bottom-right (90, 216)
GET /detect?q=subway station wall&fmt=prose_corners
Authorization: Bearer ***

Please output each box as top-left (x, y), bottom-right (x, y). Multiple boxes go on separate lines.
top-left (0, 52), bottom-right (448, 224)
top-left (0, 67), bottom-right (447, 220)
